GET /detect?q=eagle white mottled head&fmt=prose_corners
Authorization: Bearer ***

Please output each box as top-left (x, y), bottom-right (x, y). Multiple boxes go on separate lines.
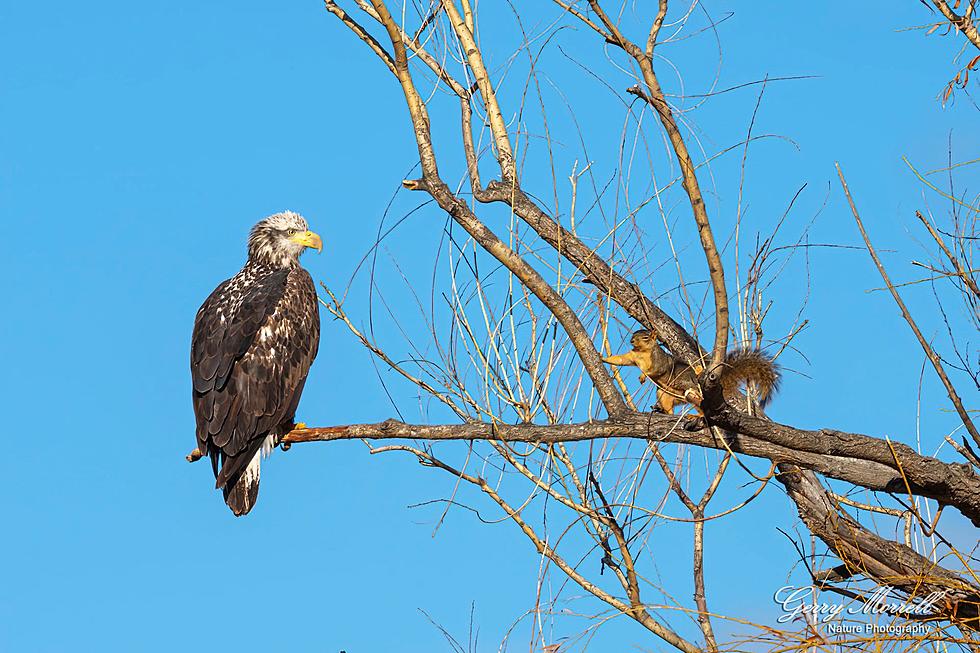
top-left (247, 211), bottom-right (322, 268)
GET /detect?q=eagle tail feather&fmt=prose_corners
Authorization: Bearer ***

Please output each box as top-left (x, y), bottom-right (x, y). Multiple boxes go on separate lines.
top-left (222, 452), bottom-right (261, 517)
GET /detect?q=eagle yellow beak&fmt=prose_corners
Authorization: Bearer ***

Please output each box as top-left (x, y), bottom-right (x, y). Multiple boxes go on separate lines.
top-left (291, 230), bottom-right (322, 253)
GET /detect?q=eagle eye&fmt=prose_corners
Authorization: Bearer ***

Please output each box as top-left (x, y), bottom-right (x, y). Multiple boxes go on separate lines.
top-left (286, 229), bottom-right (297, 236)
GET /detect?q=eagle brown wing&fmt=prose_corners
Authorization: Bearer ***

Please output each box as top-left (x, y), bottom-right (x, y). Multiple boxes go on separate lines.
top-left (190, 266), bottom-right (319, 490)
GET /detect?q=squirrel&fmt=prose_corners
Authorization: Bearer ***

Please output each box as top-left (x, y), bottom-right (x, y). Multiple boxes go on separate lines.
top-left (603, 329), bottom-right (780, 415)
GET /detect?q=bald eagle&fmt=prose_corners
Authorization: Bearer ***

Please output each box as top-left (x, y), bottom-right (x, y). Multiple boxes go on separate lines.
top-left (190, 211), bottom-right (321, 516)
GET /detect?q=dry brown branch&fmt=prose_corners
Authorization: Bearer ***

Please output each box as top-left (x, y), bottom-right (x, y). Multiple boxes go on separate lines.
top-left (442, 2), bottom-right (712, 385)
top-left (357, 0), bottom-right (627, 417)
top-left (278, 413), bottom-right (980, 527)
top-left (838, 164), bottom-right (980, 449)
top-left (574, 0), bottom-right (730, 373)
top-left (548, 12), bottom-right (980, 633)
top-left (441, 0), bottom-right (516, 179)
top-left (782, 466), bottom-right (980, 628)
top-left (915, 209), bottom-right (980, 300)
top-left (350, 0), bottom-right (471, 96)
top-left (931, 0), bottom-right (980, 50)
top-left (324, 1), bottom-right (397, 75)
top-left (649, 437), bottom-right (726, 651)
top-left (366, 440), bottom-right (703, 653)
top-left (314, 1), bottom-right (980, 647)
top-left (919, 0), bottom-right (980, 101)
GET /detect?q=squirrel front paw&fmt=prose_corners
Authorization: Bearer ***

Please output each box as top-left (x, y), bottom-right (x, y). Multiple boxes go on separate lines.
top-left (683, 416), bottom-right (706, 431)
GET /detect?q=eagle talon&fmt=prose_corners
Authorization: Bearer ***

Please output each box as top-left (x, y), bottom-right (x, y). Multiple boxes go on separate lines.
top-left (186, 447), bottom-right (203, 463)
top-left (280, 422), bottom-right (307, 451)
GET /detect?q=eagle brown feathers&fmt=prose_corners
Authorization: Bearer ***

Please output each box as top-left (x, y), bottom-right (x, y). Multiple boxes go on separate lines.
top-left (190, 211), bottom-right (321, 515)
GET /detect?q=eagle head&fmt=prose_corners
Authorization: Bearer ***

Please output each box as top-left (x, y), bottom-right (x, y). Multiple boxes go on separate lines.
top-left (247, 211), bottom-right (322, 268)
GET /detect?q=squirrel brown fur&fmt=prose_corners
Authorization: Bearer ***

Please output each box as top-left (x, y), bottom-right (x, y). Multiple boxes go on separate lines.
top-left (603, 330), bottom-right (780, 415)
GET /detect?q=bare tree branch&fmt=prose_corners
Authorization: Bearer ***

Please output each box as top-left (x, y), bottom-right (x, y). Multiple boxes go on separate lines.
top-left (278, 412), bottom-right (980, 527)
top-left (314, 2), bottom-right (980, 645)
top-left (931, 0), bottom-right (980, 50)
top-left (838, 164), bottom-right (980, 449)
top-left (365, 0), bottom-right (628, 416)
top-left (577, 0), bottom-right (730, 373)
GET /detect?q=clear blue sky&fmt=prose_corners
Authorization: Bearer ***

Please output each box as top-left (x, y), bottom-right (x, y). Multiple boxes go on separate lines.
top-left (1, 2), bottom-right (976, 652)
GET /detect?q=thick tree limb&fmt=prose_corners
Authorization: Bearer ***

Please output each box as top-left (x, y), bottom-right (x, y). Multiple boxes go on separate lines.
top-left (281, 412), bottom-right (980, 526)
top-left (475, 181), bottom-right (706, 366)
top-left (713, 406), bottom-right (980, 526)
top-left (782, 467), bottom-right (980, 628)
top-left (280, 414), bottom-right (980, 626)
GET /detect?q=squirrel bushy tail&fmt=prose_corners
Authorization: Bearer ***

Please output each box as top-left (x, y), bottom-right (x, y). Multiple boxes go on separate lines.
top-left (721, 349), bottom-right (780, 407)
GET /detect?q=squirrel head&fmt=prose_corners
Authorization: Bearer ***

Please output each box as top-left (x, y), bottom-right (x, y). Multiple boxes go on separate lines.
top-left (630, 330), bottom-right (657, 350)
